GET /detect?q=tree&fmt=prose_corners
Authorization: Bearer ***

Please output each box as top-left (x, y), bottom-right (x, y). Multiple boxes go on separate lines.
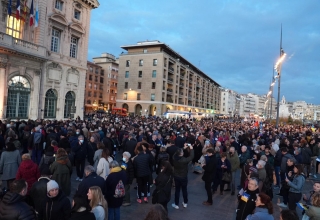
top-left (288, 115), bottom-right (293, 124)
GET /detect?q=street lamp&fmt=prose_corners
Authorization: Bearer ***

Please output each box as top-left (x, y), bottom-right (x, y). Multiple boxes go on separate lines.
top-left (275, 26), bottom-right (286, 128)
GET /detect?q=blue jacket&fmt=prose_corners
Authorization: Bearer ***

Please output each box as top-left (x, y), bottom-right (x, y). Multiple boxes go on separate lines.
top-left (246, 207), bottom-right (274, 220)
top-left (288, 174), bottom-right (306, 193)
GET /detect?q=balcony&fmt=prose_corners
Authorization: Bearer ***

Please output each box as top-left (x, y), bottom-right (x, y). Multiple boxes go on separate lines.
top-left (167, 98), bottom-right (173, 103)
top-left (168, 67), bottom-right (174, 73)
top-left (0, 32), bottom-right (47, 59)
top-left (179, 83), bottom-right (184, 88)
top-left (167, 78), bottom-right (174, 84)
top-left (167, 89), bottom-right (173, 94)
top-left (180, 75), bottom-right (184, 80)
top-left (178, 101), bottom-right (184, 105)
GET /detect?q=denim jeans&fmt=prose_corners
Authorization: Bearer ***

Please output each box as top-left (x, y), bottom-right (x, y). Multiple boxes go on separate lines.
top-left (32, 149), bottom-right (42, 165)
top-left (108, 207), bottom-right (120, 220)
top-left (174, 176), bottom-right (188, 205)
top-left (274, 166), bottom-right (281, 186)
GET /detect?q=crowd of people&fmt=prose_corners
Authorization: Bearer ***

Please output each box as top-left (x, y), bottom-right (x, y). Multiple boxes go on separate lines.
top-left (0, 116), bottom-right (320, 220)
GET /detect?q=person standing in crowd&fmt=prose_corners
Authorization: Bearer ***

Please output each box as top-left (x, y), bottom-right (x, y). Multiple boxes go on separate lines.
top-left (166, 139), bottom-right (179, 166)
top-left (144, 204), bottom-right (169, 220)
top-left (105, 160), bottom-right (127, 220)
top-left (239, 146), bottom-right (251, 168)
top-left (172, 144), bottom-right (194, 209)
top-left (15, 153), bottom-right (40, 193)
top-left (286, 164), bottom-right (306, 211)
top-left (213, 152), bottom-right (231, 195)
top-left (305, 192), bottom-right (320, 220)
top-left (201, 148), bottom-right (216, 205)
top-left (156, 146), bottom-right (169, 174)
top-left (280, 210), bottom-right (299, 220)
top-left (29, 174), bottom-right (51, 216)
top-left (246, 193), bottom-right (274, 220)
top-left (39, 146), bottom-right (55, 176)
top-left (69, 195), bottom-right (96, 220)
top-left (121, 151), bottom-right (134, 206)
top-left (38, 180), bottom-right (71, 220)
top-left (97, 148), bottom-right (113, 180)
top-left (29, 126), bottom-right (44, 165)
top-left (87, 186), bottom-right (108, 220)
top-left (73, 135), bottom-right (88, 181)
top-left (124, 133), bottom-right (137, 157)
top-left (133, 145), bottom-right (153, 204)
top-left (87, 136), bottom-right (98, 166)
top-left (226, 146), bottom-right (240, 195)
top-left (0, 179), bottom-right (36, 220)
top-left (152, 161), bottom-right (173, 211)
top-left (50, 148), bottom-right (72, 196)
top-left (0, 142), bottom-right (21, 189)
top-left (236, 178), bottom-right (260, 220)
top-left (76, 165), bottom-right (106, 199)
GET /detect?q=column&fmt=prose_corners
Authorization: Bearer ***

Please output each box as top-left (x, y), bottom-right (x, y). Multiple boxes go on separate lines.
top-left (0, 68), bottom-right (6, 119)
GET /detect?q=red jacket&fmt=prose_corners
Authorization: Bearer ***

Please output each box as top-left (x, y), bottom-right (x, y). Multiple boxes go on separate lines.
top-left (16, 159), bottom-right (40, 192)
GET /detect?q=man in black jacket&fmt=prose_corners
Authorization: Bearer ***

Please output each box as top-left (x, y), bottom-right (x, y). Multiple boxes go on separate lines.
top-left (172, 144), bottom-right (194, 209)
top-left (202, 148), bottom-right (216, 205)
top-left (72, 135), bottom-right (88, 181)
top-left (124, 133), bottom-right (137, 157)
top-left (0, 179), bottom-right (36, 220)
top-left (76, 165), bottom-right (106, 199)
top-left (103, 132), bottom-right (113, 155)
top-left (166, 139), bottom-right (179, 166)
top-left (133, 146), bottom-right (153, 203)
top-left (29, 175), bottom-right (50, 214)
top-left (175, 132), bottom-right (185, 149)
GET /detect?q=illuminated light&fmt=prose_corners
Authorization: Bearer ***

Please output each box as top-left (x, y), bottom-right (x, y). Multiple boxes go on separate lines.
top-left (270, 82), bottom-right (275, 87)
top-left (274, 53), bottom-right (287, 72)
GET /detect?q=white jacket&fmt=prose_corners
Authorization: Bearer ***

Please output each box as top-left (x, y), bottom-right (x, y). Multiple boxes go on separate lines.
top-left (96, 156), bottom-right (113, 180)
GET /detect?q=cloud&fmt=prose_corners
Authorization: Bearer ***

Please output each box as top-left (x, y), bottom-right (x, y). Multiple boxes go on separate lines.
top-left (88, 0), bottom-right (320, 104)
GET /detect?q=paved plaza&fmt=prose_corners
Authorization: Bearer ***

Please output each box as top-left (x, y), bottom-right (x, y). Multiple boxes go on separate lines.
top-left (68, 162), bottom-right (314, 220)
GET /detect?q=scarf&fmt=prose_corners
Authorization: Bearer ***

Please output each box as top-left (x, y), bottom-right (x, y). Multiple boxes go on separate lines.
top-left (110, 167), bottom-right (122, 173)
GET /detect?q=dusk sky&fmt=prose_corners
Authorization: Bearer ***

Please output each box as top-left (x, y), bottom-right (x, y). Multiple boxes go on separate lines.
top-left (88, 0), bottom-right (320, 104)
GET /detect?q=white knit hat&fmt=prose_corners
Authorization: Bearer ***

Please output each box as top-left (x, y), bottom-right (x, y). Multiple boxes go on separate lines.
top-left (47, 180), bottom-right (59, 193)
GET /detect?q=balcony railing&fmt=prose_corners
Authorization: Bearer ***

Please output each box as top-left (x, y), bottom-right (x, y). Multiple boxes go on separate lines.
top-left (0, 32), bottom-right (46, 58)
top-left (167, 78), bottom-right (174, 84)
top-left (168, 67), bottom-right (174, 73)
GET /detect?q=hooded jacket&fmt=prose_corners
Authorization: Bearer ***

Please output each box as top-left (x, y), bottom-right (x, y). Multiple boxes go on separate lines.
top-left (173, 149), bottom-right (194, 178)
top-left (16, 159), bottom-right (40, 192)
top-left (0, 192), bottom-right (36, 220)
top-left (50, 155), bottom-right (72, 196)
top-left (288, 174), bottom-right (306, 193)
top-left (29, 177), bottom-right (50, 212)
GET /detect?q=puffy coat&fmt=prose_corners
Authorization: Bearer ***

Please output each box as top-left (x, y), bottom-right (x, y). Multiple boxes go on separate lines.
top-left (0, 192), bottom-right (36, 220)
top-left (133, 152), bottom-right (153, 177)
top-left (50, 155), bottom-right (72, 196)
top-left (76, 172), bottom-right (106, 198)
top-left (69, 210), bottom-right (96, 220)
top-left (153, 172), bottom-right (173, 204)
top-left (16, 159), bottom-right (40, 192)
top-left (301, 147), bottom-right (312, 164)
top-left (246, 207), bottom-right (274, 220)
top-left (173, 150), bottom-right (194, 178)
top-left (38, 190), bottom-right (71, 220)
top-left (72, 141), bottom-right (88, 161)
top-left (29, 177), bottom-right (50, 213)
top-left (0, 149), bottom-right (21, 180)
top-left (202, 155), bottom-right (217, 182)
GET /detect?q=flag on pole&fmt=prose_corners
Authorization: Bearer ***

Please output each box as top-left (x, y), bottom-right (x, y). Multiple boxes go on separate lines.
top-left (16, 0), bottom-right (21, 19)
top-left (29, 0), bottom-right (34, 26)
top-left (8, 0), bottom-right (12, 16)
top-left (35, 1), bottom-right (39, 27)
top-left (21, 0), bottom-right (27, 22)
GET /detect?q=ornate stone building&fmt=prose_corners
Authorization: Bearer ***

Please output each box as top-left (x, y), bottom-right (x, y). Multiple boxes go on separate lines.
top-left (0, 0), bottom-right (99, 119)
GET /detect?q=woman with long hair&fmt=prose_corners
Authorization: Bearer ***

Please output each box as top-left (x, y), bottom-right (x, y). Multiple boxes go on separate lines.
top-left (97, 148), bottom-right (113, 180)
top-left (247, 193), bottom-right (274, 220)
top-left (285, 164), bottom-right (306, 211)
top-left (69, 195), bottom-right (95, 220)
top-left (144, 204), bottom-right (169, 220)
top-left (87, 186), bottom-right (108, 220)
top-left (152, 161), bottom-right (173, 211)
top-left (305, 192), bottom-right (320, 220)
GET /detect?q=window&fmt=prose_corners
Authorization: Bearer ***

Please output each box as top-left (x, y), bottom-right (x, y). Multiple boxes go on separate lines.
top-left (138, 71), bottom-right (142, 78)
top-left (126, 60), bottom-right (130, 67)
top-left (111, 96), bottom-right (114, 100)
top-left (152, 82), bottom-right (156, 89)
top-left (151, 94), bottom-right (155, 101)
top-left (6, 16), bottom-right (22, 39)
top-left (153, 59), bottom-right (158, 66)
top-left (123, 93), bottom-right (127, 100)
top-left (95, 68), bottom-right (99, 74)
top-left (137, 93), bottom-right (141, 100)
top-left (95, 76), bottom-right (98, 82)
top-left (125, 71), bottom-right (129, 78)
top-left (94, 92), bottom-right (97, 97)
top-left (143, 49), bottom-right (148, 53)
top-left (88, 83), bottom-right (92, 89)
top-left (88, 91), bottom-right (91, 97)
top-left (139, 59), bottom-right (143, 66)
top-left (55, 0), bottom-right (63, 10)
top-left (74, 10), bottom-right (81, 20)
top-left (89, 67), bottom-right (93, 72)
top-left (124, 82), bottom-right (128, 89)
top-left (87, 100), bottom-right (91, 104)
top-left (64, 92), bottom-right (75, 118)
top-left (138, 82), bottom-right (142, 89)
top-left (51, 28), bottom-right (61, 52)
top-left (70, 36), bottom-right (78, 58)
top-left (89, 75), bottom-right (93, 81)
top-left (223, 108), bottom-right (225, 111)
top-left (152, 70), bottom-right (157, 78)
top-left (100, 69), bottom-right (104, 76)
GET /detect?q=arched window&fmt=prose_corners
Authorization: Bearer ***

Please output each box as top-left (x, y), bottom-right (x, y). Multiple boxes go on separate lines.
top-left (64, 91), bottom-right (75, 118)
top-left (6, 76), bottom-right (31, 118)
top-left (44, 89), bottom-right (57, 118)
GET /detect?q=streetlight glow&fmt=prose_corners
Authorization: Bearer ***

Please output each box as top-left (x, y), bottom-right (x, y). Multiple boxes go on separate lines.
top-left (274, 52), bottom-right (286, 73)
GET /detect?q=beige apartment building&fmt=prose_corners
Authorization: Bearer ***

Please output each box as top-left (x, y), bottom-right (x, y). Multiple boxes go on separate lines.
top-left (0, 0), bottom-right (99, 119)
top-left (92, 53), bottom-right (119, 111)
top-left (116, 40), bottom-right (221, 116)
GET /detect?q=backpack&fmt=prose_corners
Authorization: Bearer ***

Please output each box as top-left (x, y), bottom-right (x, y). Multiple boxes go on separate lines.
top-left (114, 180), bottom-right (125, 198)
top-left (34, 132), bottom-right (42, 146)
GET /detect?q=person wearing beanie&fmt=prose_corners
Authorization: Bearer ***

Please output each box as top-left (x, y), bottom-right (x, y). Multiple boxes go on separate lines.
top-left (38, 180), bottom-right (71, 220)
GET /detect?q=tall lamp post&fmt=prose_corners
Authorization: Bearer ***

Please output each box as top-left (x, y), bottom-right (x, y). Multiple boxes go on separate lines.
top-left (275, 26), bottom-right (286, 128)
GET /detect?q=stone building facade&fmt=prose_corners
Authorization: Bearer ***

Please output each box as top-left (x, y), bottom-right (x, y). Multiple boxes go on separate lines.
top-left (0, 0), bottom-right (99, 119)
